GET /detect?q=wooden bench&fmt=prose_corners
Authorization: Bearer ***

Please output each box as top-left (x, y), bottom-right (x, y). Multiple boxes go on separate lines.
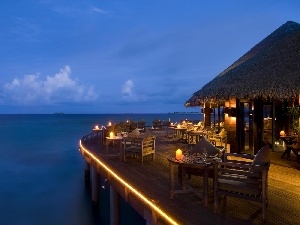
top-left (123, 136), bottom-right (156, 165)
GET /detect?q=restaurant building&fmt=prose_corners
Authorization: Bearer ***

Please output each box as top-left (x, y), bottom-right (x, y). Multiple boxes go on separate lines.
top-left (185, 21), bottom-right (300, 154)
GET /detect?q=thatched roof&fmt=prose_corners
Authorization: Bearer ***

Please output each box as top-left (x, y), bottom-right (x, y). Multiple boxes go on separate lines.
top-left (186, 21), bottom-right (300, 107)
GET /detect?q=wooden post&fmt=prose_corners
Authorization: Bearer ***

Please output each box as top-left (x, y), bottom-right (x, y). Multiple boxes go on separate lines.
top-left (224, 97), bottom-right (237, 152)
top-left (204, 102), bottom-right (211, 128)
top-left (218, 104), bottom-right (221, 132)
top-left (92, 166), bottom-right (100, 205)
top-left (272, 100), bottom-right (276, 152)
top-left (110, 185), bottom-right (120, 225)
top-left (298, 94), bottom-right (300, 151)
top-left (253, 98), bottom-right (264, 153)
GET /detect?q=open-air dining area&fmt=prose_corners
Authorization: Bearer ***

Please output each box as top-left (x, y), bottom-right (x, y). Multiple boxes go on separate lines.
top-left (78, 20), bottom-right (300, 225)
top-left (80, 124), bottom-right (300, 225)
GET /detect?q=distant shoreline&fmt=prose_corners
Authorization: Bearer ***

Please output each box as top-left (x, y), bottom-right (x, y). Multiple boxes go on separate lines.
top-left (168, 112), bottom-right (200, 114)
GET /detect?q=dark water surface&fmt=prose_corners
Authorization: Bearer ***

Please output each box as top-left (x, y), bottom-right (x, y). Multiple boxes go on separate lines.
top-left (0, 114), bottom-right (202, 225)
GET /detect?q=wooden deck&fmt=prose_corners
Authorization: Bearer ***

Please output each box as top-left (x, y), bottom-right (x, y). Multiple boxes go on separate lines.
top-left (80, 129), bottom-right (300, 225)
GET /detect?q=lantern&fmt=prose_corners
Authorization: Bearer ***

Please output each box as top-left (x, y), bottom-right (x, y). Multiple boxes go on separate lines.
top-left (280, 130), bottom-right (285, 136)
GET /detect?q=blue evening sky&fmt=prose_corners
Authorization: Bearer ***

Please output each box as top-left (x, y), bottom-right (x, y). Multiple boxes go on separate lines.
top-left (0, 0), bottom-right (300, 114)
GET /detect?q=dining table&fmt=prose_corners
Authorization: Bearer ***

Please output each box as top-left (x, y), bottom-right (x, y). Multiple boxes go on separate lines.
top-left (167, 155), bottom-right (221, 207)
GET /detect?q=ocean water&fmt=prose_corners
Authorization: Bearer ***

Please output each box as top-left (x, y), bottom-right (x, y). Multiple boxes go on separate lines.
top-left (0, 114), bottom-right (203, 225)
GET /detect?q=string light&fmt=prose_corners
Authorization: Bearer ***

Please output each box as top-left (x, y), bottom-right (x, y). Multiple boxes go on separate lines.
top-left (79, 140), bottom-right (179, 225)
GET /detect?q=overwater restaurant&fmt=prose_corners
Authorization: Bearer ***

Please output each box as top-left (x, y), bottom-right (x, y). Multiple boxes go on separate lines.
top-left (185, 21), bottom-right (300, 155)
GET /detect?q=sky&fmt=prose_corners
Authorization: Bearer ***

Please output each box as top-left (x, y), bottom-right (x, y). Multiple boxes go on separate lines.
top-left (1, 0), bottom-right (300, 114)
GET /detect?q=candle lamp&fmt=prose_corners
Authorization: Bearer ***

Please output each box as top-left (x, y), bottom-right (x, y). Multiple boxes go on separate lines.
top-left (176, 149), bottom-right (183, 160)
top-left (109, 132), bottom-right (115, 138)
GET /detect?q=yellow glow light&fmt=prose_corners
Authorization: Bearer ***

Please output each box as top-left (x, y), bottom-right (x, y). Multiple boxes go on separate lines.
top-left (175, 149), bottom-right (183, 160)
top-left (109, 132), bottom-right (114, 138)
top-left (79, 140), bottom-right (179, 225)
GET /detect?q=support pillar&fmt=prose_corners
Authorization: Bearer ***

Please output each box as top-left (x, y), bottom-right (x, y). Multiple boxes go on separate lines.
top-left (110, 185), bottom-right (120, 225)
top-left (85, 162), bottom-right (90, 186)
top-left (272, 100), bottom-right (276, 152)
top-left (204, 102), bottom-right (211, 128)
top-left (144, 208), bottom-right (158, 225)
top-left (92, 166), bottom-right (100, 205)
top-left (217, 105), bottom-right (221, 132)
top-left (253, 98), bottom-right (264, 153)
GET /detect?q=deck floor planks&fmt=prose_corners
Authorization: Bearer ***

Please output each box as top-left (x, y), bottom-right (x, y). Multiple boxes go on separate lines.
top-left (83, 129), bottom-right (300, 225)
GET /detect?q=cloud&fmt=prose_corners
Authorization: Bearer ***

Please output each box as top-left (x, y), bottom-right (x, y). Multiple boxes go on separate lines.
top-left (92, 7), bottom-right (109, 14)
top-left (1, 65), bottom-right (98, 105)
top-left (121, 79), bottom-right (148, 102)
top-left (122, 80), bottom-right (134, 96)
top-left (49, 2), bottom-right (110, 16)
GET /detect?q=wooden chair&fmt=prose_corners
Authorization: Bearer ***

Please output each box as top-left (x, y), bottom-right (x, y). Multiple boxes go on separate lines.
top-left (162, 121), bottom-right (171, 129)
top-left (123, 135), bottom-right (156, 165)
top-left (137, 121), bottom-right (146, 132)
top-left (130, 121), bottom-right (138, 131)
top-left (152, 119), bottom-right (162, 129)
top-left (208, 128), bottom-right (227, 149)
top-left (213, 145), bottom-right (270, 220)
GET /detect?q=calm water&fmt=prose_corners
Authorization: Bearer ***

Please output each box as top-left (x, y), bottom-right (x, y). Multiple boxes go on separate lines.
top-left (0, 114), bottom-right (203, 225)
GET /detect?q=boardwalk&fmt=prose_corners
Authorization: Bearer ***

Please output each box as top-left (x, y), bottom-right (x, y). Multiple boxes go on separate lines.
top-left (81, 129), bottom-right (300, 225)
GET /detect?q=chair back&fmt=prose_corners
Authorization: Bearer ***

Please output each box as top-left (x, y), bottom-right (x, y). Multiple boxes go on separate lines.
top-left (192, 136), bottom-right (219, 156)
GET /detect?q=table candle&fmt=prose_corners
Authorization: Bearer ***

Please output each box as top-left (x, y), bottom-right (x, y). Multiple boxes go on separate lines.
top-left (110, 132), bottom-right (114, 138)
top-left (176, 149), bottom-right (183, 160)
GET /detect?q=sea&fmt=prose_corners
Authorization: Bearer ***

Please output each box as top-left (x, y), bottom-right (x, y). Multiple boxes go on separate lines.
top-left (0, 113), bottom-right (203, 225)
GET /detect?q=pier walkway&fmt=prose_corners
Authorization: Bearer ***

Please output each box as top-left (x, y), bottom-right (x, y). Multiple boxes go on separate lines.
top-left (80, 129), bottom-right (300, 225)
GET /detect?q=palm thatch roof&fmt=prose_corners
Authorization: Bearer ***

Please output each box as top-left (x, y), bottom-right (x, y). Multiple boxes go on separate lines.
top-left (186, 21), bottom-right (300, 107)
